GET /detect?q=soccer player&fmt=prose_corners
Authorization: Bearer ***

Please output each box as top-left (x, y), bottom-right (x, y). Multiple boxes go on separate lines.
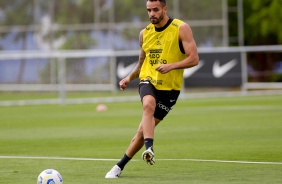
top-left (105, 0), bottom-right (199, 178)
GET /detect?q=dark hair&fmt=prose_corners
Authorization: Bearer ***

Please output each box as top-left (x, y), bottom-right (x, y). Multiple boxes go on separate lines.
top-left (147, 0), bottom-right (166, 6)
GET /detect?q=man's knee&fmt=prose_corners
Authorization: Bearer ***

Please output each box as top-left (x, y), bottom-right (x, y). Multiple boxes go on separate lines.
top-left (142, 96), bottom-right (156, 112)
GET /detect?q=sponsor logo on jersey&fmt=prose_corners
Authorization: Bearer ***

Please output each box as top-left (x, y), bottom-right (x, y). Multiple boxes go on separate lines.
top-left (146, 76), bottom-right (163, 85)
top-left (149, 49), bottom-right (163, 53)
top-left (149, 59), bottom-right (167, 66)
top-left (172, 22), bottom-right (179, 28)
top-left (148, 49), bottom-right (166, 66)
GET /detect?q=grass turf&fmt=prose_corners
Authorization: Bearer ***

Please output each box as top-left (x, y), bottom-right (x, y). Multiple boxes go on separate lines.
top-left (0, 94), bottom-right (281, 183)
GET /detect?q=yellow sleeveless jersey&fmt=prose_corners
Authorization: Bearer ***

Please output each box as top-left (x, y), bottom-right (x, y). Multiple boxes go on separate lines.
top-left (140, 19), bottom-right (187, 90)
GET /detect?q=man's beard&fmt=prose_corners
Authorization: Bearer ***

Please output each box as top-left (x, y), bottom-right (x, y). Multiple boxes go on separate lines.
top-left (150, 14), bottom-right (164, 24)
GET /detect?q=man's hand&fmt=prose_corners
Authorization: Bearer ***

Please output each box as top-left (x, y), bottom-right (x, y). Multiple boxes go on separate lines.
top-left (119, 77), bottom-right (130, 90)
top-left (155, 64), bottom-right (173, 74)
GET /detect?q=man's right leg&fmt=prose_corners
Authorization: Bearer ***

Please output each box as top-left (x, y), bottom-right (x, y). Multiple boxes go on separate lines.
top-left (115, 92), bottom-right (157, 168)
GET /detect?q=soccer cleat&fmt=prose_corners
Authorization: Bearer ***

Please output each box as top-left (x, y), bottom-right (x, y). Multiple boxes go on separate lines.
top-left (105, 165), bottom-right (122, 178)
top-left (142, 147), bottom-right (155, 165)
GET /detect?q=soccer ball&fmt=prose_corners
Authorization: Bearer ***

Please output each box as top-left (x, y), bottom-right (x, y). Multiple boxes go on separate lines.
top-left (37, 169), bottom-right (63, 184)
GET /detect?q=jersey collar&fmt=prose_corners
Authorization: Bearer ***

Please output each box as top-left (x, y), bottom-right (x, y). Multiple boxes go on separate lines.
top-left (155, 18), bottom-right (173, 32)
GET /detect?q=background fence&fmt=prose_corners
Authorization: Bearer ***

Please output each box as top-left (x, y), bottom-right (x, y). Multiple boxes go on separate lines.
top-left (0, 45), bottom-right (282, 106)
top-left (0, 0), bottom-right (282, 106)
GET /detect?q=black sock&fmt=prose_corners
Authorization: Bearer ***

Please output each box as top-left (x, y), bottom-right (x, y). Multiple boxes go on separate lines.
top-left (116, 154), bottom-right (131, 171)
top-left (144, 138), bottom-right (154, 150)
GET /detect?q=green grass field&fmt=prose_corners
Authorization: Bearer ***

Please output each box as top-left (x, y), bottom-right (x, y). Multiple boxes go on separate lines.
top-left (0, 94), bottom-right (282, 183)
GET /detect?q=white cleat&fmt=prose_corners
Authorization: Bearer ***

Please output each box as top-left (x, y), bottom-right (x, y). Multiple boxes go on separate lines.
top-left (105, 165), bottom-right (122, 178)
top-left (142, 147), bottom-right (155, 165)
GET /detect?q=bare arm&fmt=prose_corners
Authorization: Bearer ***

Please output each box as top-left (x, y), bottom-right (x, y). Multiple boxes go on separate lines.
top-left (119, 30), bottom-right (146, 90)
top-left (155, 23), bottom-right (199, 74)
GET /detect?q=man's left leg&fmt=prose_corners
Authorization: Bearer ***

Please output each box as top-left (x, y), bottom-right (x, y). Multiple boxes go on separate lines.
top-left (105, 118), bottom-right (161, 178)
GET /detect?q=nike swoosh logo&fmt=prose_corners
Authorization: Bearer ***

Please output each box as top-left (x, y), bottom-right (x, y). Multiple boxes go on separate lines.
top-left (213, 59), bottom-right (237, 78)
top-left (117, 62), bottom-right (137, 78)
top-left (184, 60), bottom-right (204, 78)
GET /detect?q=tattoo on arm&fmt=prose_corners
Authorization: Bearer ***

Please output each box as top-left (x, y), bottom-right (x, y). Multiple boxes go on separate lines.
top-left (128, 30), bottom-right (145, 80)
top-left (129, 51), bottom-right (144, 80)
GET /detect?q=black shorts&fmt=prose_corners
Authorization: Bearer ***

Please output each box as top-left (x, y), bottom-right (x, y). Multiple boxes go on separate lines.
top-left (139, 80), bottom-right (180, 120)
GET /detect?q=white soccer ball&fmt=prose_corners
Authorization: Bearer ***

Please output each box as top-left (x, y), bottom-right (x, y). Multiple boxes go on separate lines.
top-left (37, 169), bottom-right (63, 184)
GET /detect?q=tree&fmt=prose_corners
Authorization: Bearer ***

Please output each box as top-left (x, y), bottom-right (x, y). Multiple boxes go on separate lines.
top-left (244, 0), bottom-right (282, 45)
top-left (0, 0), bottom-right (36, 83)
top-left (52, 0), bottom-right (97, 83)
top-left (244, 0), bottom-right (282, 82)
top-left (228, 0), bottom-right (282, 46)
top-left (229, 0), bottom-right (282, 82)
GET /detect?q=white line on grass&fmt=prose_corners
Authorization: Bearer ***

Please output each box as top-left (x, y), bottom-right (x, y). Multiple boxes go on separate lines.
top-left (0, 156), bottom-right (120, 161)
top-left (160, 158), bottom-right (282, 165)
top-left (1, 156), bottom-right (282, 165)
